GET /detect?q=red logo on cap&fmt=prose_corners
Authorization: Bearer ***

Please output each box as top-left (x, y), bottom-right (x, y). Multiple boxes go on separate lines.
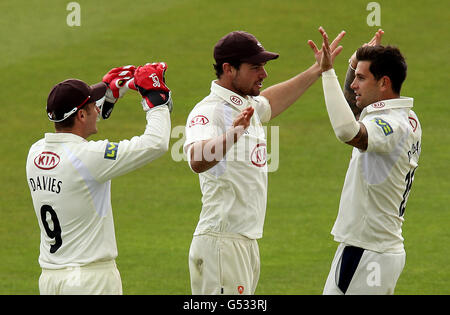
top-left (189, 115), bottom-right (209, 127)
top-left (34, 152), bottom-right (60, 170)
top-left (230, 96), bottom-right (243, 106)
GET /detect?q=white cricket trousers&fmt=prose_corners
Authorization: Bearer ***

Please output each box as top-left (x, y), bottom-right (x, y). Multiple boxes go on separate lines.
top-left (323, 243), bottom-right (406, 295)
top-left (39, 259), bottom-right (122, 295)
top-left (189, 233), bottom-right (260, 295)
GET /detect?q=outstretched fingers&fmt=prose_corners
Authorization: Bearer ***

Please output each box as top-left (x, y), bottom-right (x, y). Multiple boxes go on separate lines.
top-left (308, 40), bottom-right (319, 54)
top-left (368, 28), bottom-right (384, 46)
top-left (331, 45), bottom-right (344, 59)
top-left (309, 27), bottom-right (345, 69)
top-left (319, 26), bottom-right (344, 53)
top-left (330, 31), bottom-right (346, 51)
top-left (319, 26), bottom-right (329, 45)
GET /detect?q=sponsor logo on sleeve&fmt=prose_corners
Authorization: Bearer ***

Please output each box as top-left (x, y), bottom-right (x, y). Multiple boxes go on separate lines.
top-left (189, 115), bottom-right (209, 127)
top-left (104, 142), bottom-right (119, 160)
top-left (373, 118), bottom-right (393, 136)
top-left (34, 152), bottom-right (60, 170)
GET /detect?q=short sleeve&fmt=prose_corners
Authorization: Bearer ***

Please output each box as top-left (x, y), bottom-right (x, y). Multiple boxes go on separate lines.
top-left (184, 105), bottom-right (222, 152)
top-left (363, 114), bottom-right (404, 153)
top-left (252, 95), bottom-right (272, 123)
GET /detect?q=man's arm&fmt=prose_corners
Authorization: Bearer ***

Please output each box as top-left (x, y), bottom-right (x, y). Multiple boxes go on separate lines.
top-left (187, 107), bottom-right (254, 173)
top-left (261, 64), bottom-right (321, 120)
top-left (315, 28), bottom-right (368, 150)
top-left (346, 122), bottom-right (368, 150)
top-left (343, 65), bottom-right (360, 118)
top-left (261, 29), bottom-right (346, 120)
top-left (315, 28), bottom-right (388, 151)
top-left (91, 106), bottom-right (171, 183)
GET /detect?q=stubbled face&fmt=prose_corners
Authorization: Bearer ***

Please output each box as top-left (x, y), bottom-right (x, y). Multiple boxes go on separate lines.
top-left (231, 62), bottom-right (267, 97)
top-left (83, 102), bottom-right (100, 137)
top-left (351, 61), bottom-right (382, 109)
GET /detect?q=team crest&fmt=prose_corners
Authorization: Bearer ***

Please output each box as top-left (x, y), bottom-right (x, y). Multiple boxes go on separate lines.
top-left (408, 116), bottom-right (418, 132)
top-left (251, 143), bottom-right (267, 167)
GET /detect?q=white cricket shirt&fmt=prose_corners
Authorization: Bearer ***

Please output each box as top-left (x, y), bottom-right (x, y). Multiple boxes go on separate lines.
top-left (184, 81), bottom-right (272, 239)
top-left (26, 107), bottom-right (170, 269)
top-left (331, 97), bottom-right (422, 253)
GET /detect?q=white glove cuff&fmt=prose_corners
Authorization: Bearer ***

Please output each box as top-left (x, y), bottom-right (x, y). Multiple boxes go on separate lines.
top-left (141, 91), bottom-right (173, 112)
top-left (105, 89), bottom-right (117, 104)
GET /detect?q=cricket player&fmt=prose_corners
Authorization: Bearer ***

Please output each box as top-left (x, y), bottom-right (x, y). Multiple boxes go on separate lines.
top-left (310, 27), bottom-right (422, 294)
top-left (183, 30), bottom-right (345, 295)
top-left (26, 62), bottom-right (172, 294)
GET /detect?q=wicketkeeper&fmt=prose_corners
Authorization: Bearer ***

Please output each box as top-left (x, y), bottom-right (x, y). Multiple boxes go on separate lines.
top-left (26, 62), bottom-right (172, 295)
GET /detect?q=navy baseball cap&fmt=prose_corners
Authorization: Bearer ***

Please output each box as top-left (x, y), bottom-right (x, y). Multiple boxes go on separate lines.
top-left (214, 31), bottom-right (279, 64)
top-left (47, 79), bottom-right (106, 122)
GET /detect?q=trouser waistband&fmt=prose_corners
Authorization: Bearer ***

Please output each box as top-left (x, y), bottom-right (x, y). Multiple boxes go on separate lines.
top-left (42, 259), bottom-right (116, 271)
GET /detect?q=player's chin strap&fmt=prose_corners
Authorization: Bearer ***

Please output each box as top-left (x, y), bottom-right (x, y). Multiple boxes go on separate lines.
top-left (322, 69), bottom-right (360, 142)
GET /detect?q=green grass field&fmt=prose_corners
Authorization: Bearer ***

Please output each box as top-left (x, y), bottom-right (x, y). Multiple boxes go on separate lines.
top-left (1, 0), bottom-right (449, 295)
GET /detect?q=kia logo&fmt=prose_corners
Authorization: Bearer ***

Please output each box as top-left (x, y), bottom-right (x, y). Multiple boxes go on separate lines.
top-left (372, 101), bottom-right (385, 108)
top-left (189, 115), bottom-right (209, 127)
top-left (251, 143), bottom-right (267, 167)
top-left (230, 96), bottom-right (243, 106)
top-left (34, 152), bottom-right (60, 170)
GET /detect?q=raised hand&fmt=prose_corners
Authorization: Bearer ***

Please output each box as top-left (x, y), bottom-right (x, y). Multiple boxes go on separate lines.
top-left (134, 62), bottom-right (173, 112)
top-left (101, 65), bottom-right (136, 119)
top-left (308, 27), bottom-right (345, 71)
top-left (233, 106), bottom-right (254, 130)
top-left (349, 29), bottom-right (384, 69)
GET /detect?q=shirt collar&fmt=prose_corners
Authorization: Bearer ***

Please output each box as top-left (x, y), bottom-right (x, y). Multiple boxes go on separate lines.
top-left (210, 80), bottom-right (249, 111)
top-left (45, 132), bottom-right (87, 143)
top-left (362, 97), bottom-right (414, 115)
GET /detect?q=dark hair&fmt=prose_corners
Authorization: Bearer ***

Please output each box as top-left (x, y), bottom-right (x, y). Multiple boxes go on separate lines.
top-left (54, 102), bottom-right (91, 130)
top-left (213, 60), bottom-right (243, 79)
top-left (356, 45), bottom-right (407, 94)
top-left (55, 115), bottom-right (76, 129)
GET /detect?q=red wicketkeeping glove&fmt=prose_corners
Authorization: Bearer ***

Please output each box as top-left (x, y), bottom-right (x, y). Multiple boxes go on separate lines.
top-left (134, 62), bottom-right (172, 112)
top-left (100, 65), bottom-right (136, 119)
